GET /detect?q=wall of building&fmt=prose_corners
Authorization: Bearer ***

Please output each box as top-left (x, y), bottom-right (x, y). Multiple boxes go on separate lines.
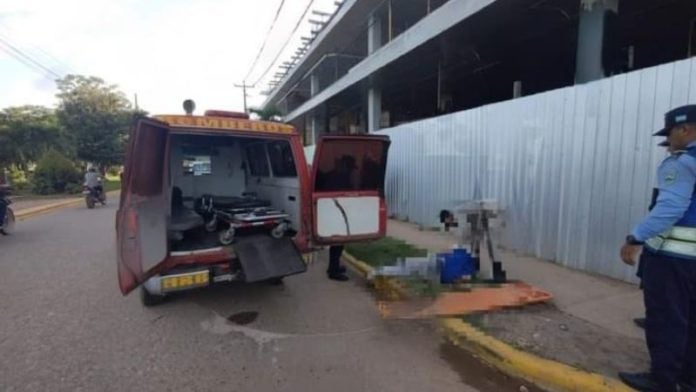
top-left (378, 57), bottom-right (696, 283)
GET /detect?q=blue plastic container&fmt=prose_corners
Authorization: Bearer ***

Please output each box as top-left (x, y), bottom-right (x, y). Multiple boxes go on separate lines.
top-left (441, 248), bottom-right (474, 283)
top-left (441, 252), bottom-right (462, 284)
top-left (454, 248), bottom-right (475, 276)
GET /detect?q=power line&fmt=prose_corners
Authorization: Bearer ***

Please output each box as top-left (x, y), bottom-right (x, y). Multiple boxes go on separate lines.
top-left (0, 44), bottom-right (50, 77)
top-left (0, 36), bottom-right (62, 79)
top-left (250, 0), bottom-right (317, 87)
top-left (0, 21), bottom-right (75, 75)
top-left (0, 40), bottom-right (62, 79)
top-left (243, 0), bottom-right (287, 82)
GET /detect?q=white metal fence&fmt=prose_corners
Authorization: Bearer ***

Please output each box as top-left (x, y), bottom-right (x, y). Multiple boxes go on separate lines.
top-left (378, 57), bottom-right (696, 282)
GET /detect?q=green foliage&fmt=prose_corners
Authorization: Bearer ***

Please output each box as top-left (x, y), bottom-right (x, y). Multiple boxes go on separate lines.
top-left (106, 166), bottom-right (121, 177)
top-left (56, 75), bottom-right (135, 168)
top-left (32, 149), bottom-right (82, 194)
top-left (249, 106), bottom-right (282, 121)
top-left (345, 237), bottom-right (428, 267)
top-left (0, 106), bottom-right (69, 170)
top-left (6, 167), bottom-right (29, 191)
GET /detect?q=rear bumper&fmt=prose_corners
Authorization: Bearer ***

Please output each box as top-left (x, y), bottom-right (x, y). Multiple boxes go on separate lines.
top-left (142, 244), bottom-right (316, 296)
top-left (143, 266), bottom-right (241, 295)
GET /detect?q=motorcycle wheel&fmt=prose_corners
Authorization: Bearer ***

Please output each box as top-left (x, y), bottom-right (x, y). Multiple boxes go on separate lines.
top-left (1, 208), bottom-right (15, 235)
top-left (86, 196), bottom-right (95, 209)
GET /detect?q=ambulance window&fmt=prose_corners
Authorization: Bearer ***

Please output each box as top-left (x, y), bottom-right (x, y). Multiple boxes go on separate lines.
top-left (246, 144), bottom-right (270, 177)
top-left (182, 155), bottom-right (212, 176)
top-left (314, 139), bottom-right (388, 195)
top-left (267, 141), bottom-right (297, 177)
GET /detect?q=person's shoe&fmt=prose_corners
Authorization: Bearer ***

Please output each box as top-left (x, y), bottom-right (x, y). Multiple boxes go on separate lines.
top-left (634, 318), bottom-right (646, 329)
top-left (619, 372), bottom-right (662, 392)
top-left (326, 266), bottom-right (347, 274)
top-left (328, 272), bottom-right (349, 281)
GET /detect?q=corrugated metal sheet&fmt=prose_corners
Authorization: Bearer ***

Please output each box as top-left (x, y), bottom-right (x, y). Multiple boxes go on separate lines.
top-left (378, 57), bottom-right (696, 282)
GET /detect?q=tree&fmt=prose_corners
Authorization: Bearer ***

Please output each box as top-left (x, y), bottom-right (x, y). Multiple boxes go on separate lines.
top-left (31, 149), bottom-right (82, 194)
top-left (56, 75), bottom-right (134, 168)
top-left (249, 106), bottom-right (282, 121)
top-left (0, 105), bottom-right (68, 171)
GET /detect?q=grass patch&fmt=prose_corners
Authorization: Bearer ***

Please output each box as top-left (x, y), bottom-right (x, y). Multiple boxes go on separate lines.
top-left (345, 236), bottom-right (427, 267)
top-left (104, 179), bottom-right (121, 193)
top-left (10, 179), bottom-right (120, 199)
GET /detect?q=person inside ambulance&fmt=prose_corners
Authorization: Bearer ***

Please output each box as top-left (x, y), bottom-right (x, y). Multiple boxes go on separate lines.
top-left (323, 155), bottom-right (358, 191)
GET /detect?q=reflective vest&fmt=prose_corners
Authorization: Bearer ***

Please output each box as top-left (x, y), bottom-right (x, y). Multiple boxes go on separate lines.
top-left (645, 148), bottom-right (696, 260)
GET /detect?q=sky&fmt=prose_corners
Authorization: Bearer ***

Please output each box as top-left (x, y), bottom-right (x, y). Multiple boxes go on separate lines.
top-left (0, 0), bottom-right (338, 114)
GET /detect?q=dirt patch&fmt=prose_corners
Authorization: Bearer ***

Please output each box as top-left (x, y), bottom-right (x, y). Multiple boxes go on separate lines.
top-left (464, 304), bottom-right (649, 378)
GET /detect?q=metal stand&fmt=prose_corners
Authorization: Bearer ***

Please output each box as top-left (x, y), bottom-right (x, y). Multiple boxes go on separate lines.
top-left (459, 200), bottom-right (507, 283)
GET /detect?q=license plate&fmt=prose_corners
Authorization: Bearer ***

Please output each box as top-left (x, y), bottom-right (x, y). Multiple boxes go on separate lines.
top-left (160, 270), bottom-right (209, 292)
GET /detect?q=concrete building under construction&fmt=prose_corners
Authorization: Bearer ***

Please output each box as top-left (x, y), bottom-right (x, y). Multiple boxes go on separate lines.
top-left (261, 0), bottom-right (696, 144)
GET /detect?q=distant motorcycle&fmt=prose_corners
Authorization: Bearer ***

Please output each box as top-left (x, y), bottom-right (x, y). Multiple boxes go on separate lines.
top-left (0, 187), bottom-right (14, 235)
top-left (83, 185), bottom-right (106, 209)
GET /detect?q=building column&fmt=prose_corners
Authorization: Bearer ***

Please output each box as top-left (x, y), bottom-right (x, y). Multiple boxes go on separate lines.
top-left (310, 73), bottom-right (320, 97)
top-left (368, 12), bottom-right (382, 55)
top-left (368, 87), bottom-right (381, 133)
top-left (308, 114), bottom-right (319, 145)
top-left (307, 104), bottom-right (329, 144)
top-left (365, 10), bottom-right (384, 133)
top-left (575, 0), bottom-right (619, 83)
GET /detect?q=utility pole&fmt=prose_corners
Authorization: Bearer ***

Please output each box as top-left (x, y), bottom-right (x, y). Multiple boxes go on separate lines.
top-left (234, 82), bottom-right (252, 113)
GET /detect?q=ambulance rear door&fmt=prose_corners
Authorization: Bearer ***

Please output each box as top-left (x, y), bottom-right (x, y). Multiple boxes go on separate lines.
top-left (310, 135), bottom-right (390, 245)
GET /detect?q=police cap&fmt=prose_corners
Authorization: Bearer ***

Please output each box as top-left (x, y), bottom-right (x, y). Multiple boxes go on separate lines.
top-left (654, 104), bottom-right (696, 136)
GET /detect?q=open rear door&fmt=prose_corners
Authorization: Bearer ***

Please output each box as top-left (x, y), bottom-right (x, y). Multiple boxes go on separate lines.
top-left (311, 135), bottom-right (390, 245)
top-left (116, 118), bottom-right (170, 294)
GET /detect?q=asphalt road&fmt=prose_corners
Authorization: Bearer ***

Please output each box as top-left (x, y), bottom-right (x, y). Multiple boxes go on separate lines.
top-left (0, 203), bottom-right (521, 392)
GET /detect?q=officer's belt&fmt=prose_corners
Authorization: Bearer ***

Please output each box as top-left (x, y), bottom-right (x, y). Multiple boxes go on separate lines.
top-left (645, 226), bottom-right (696, 257)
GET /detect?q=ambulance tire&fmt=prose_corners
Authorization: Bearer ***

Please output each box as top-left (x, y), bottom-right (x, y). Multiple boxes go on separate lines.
top-left (140, 286), bottom-right (167, 307)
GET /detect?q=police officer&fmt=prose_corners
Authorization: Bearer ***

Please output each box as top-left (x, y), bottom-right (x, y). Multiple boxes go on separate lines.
top-left (635, 139), bottom-right (679, 330)
top-left (620, 105), bottom-right (696, 392)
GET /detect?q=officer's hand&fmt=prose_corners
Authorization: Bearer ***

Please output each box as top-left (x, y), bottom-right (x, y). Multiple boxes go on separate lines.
top-left (620, 243), bottom-right (642, 266)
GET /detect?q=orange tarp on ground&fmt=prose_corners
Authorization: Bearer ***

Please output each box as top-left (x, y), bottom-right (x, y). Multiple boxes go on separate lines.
top-left (377, 282), bottom-right (553, 319)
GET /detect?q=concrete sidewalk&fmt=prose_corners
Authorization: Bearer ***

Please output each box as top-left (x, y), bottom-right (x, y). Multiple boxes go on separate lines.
top-left (387, 219), bottom-right (644, 340)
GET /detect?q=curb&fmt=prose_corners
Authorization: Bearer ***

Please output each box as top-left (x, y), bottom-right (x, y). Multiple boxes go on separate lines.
top-left (341, 252), bottom-right (374, 277)
top-left (15, 198), bottom-right (83, 220)
top-left (342, 251), bottom-right (634, 392)
top-left (442, 319), bottom-right (634, 392)
top-left (14, 190), bottom-right (121, 220)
